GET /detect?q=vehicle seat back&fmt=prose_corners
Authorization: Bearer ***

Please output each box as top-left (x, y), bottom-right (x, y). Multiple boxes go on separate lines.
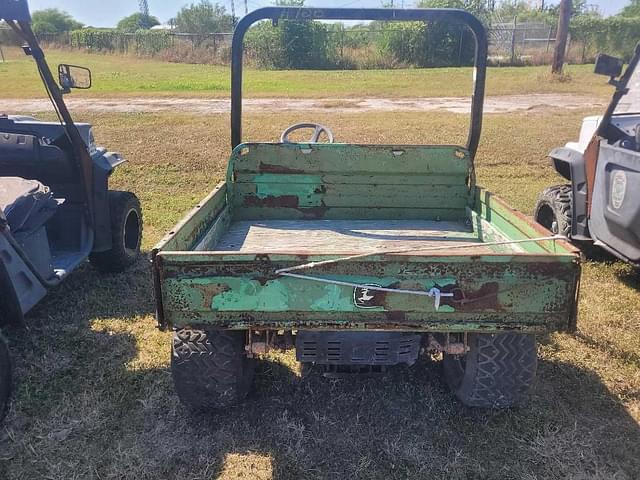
top-left (0, 177), bottom-right (60, 235)
top-left (0, 132), bottom-right (80, 200)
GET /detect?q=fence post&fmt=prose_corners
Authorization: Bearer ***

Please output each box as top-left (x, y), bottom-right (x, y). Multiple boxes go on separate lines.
top-left (510, 16), bottom-right (517, 64)
top-left (457, 26), bottom-right (464, 66)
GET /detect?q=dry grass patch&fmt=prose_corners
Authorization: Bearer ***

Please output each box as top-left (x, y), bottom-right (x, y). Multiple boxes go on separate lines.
top-left (0, 108), bottom-right (638, 479)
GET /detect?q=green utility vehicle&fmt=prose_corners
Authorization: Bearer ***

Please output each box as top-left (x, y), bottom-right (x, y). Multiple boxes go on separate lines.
top-left (152, 7), bottom-right (581, 409)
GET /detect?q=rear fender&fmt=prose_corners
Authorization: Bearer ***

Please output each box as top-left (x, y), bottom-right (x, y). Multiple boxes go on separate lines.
top-left (549, 147), bottom-right (590, 240)
top-left (91, 151), bottom-right (126, 252)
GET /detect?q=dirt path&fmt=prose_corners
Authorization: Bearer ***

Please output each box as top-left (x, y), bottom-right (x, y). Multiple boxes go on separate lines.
top-left (0, 93), bottom-right (604, 115)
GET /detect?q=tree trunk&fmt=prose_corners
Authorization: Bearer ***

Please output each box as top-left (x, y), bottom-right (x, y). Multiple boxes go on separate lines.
top-left (552, 0), bottom-right (572, 74)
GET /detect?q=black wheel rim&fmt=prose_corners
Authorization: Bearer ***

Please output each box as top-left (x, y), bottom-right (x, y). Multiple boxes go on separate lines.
top-left (123, 208), bottom-right (141, 254)
top-left (535, 204), bottom-right (558, 234)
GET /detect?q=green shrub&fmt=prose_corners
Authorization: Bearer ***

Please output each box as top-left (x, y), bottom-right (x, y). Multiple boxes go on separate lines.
top-left (570, 16), bottom-right (640, 61)
top-left (379, 21), bottom-right (475, 68)
top-left (245, 20), bottom-right (331, 69)
top-left (70, 28), bottom-right (172, 55)
top-left (133, 30), bottom-right (172, 55)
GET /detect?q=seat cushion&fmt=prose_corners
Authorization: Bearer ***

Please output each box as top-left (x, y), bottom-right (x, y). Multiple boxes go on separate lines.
top-left (0, 177), bottom-right (60, 234)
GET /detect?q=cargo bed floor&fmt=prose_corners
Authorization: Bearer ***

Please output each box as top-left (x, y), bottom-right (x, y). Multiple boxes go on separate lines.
top-left (213, 219), bottom-right (514, 255)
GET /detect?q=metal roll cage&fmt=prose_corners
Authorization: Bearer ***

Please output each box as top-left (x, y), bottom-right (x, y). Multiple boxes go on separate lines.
top-left (231, 7), bottom-right (488, 159)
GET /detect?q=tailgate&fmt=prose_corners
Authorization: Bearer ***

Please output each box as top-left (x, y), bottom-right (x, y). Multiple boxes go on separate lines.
top-left (154, 251), bottom-right (580, 333)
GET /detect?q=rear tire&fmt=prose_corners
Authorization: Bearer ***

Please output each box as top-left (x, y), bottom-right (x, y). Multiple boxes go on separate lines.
top-left (171, 328), bottom-right (254, 410)
top-left (90, 191), bottom-right (142, 273)
top-left (534, 184), bottom-right (572, 237)
top-left (443, 333), bottom-right (537, 408)
top-left (0, 332), bottom-right (11, 421)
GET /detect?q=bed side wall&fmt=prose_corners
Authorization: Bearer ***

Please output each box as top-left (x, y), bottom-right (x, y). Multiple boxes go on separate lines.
top-left (473, 188), bottom-right (579, 255)
top-left (153, 182), bottom-right (229, 253)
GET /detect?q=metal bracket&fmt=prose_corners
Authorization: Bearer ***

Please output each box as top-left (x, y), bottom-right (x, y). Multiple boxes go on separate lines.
top-left (427, 287), bottom-right (454, 311)
top-left (426, 333), bottom-right (470, 355)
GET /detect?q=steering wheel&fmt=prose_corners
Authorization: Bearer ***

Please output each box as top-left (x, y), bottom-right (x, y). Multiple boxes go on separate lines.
top-left (280, 123), bottom-right (334, 144)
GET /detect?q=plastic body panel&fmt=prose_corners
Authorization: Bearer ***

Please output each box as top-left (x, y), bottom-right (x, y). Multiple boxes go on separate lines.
top-left (0, 230), bottom-right (47, 316)
top-left (549, 147), bottom-right (590, 239)
top-left (589, 143), bottom-right (640, 264)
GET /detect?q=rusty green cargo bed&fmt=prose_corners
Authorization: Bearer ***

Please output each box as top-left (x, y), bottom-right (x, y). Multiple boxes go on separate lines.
top-left (152, 143), bottom-right (580, 334)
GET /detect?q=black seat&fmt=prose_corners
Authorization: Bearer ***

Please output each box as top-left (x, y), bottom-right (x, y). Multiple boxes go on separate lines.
top-left (0, 177), bottom-right (60, 235)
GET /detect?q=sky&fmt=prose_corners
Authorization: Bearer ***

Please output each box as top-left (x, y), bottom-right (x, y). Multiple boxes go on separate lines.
top-left (25, 0), bottom-right (630, 28)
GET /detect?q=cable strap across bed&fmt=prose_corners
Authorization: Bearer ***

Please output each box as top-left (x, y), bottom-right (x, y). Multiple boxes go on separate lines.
top-left (275, 235), bottom-right (567, 311)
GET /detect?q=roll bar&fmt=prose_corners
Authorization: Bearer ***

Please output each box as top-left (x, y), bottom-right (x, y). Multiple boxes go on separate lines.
top-left (231, 7), bottom-right (488, 159)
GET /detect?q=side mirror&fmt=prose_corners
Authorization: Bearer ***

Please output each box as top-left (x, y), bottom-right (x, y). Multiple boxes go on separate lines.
top-left (58, 64), bottom-right (92, 92)
top-left (594, 54), bottom-right (623, 79)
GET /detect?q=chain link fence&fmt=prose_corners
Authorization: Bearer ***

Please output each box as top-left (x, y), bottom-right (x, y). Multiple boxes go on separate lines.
top-left (0, 19), bottom-right (611, 69)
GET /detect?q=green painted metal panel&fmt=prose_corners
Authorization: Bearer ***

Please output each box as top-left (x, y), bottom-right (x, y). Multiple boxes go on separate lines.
top-left (235, 173), bottom-right (467, 186)
top-left (153, 145), bottom-right (580, 333)
top-left (191, 206), bottom-right (232, 251)
top-left (154, 182), bottom-right (228, 252)
top-left (228, 143), bottom-right (472, 177)
top-left (158, 251), bottom-right (577, 264)
top-left (228, 144), bottom-right (473, 220)
top-left (233, 207), bottom-right (468, 221)
top-left (233, 183), bottom-right (470, 208)
top-left (474, 189), bottom-right (578, 255)
top-left (157, 254), bottom-right (579, 331)
top-left (162, 311), bottom-right (569, 334)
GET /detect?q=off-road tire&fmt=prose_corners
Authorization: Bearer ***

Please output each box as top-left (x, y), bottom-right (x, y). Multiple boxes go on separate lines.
top-left (90, 191), bottom-right (142, 273)
top-left (443, 333), bottom-right (537, 408)
top-left (171, 328), bottom-right (255, 410)
top-left (0, 332), bottom-right (11, 421)
top-left (534, 184), bottom-right (572, 237)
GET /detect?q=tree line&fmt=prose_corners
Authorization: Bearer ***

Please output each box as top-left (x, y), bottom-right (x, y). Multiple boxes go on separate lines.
top-left (15, 0), bottom-right (640, 69)
top-left (29, 1), bottom-right (235, 35)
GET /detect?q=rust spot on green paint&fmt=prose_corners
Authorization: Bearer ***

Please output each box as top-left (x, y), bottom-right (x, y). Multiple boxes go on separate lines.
top-left (444, 282), bottom-right (503, 311)
top-left (192, 283), bottom-right (231, 309)
top-left (258, 162), bottom-right (305, 174)
top-left (244, 194), bottom-right (300, 209)
top-left (242, 194), bottom-right (329, 218)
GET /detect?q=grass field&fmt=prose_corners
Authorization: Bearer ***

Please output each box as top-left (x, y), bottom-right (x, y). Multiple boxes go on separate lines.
top-left (0, 106), bottom-right (638, 479)
top-left (0, 47), bottom-right (613, 99)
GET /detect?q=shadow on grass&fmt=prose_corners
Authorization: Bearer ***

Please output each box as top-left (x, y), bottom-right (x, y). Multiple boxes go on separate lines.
top-left (615, 263), bottom-right (640, 290)
top-left (1, 259), bottom-right (639, 480)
